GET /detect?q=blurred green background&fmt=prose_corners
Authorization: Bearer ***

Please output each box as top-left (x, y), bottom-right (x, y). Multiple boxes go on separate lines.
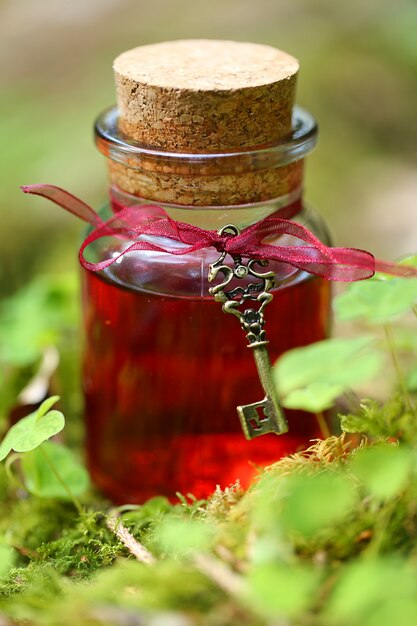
top-left (1, 0), bottom-right (417, 297)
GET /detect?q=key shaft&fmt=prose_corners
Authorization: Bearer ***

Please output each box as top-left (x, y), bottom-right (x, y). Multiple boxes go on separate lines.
top-left (251, 341), bottom-right (277, 403)
top-left (237, 340), bottom-right (288, 440)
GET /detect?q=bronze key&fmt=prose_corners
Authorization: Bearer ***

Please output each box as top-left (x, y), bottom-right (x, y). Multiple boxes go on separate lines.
top-left (208, 224), bottom-right (288, 440)
top-left (237, 310), bottom-right (288, 439)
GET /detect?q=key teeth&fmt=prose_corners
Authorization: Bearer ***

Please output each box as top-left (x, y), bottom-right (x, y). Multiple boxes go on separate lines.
top-left (237, 403), bottom-right (289, 441)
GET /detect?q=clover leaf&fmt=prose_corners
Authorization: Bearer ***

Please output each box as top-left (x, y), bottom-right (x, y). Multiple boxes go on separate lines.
top-left (334, 275), bottom-right (417, 323)
top-left (21, 441), bottom-right (90, 499)
top-left (273, 337), bottom-right (382, 413)
top-left (248, 562), bottom-right (320, 619)
top-left (280, 471), bottom-right (357, 537)
top-left (326, 559), bottom-right (416, 625)
top-left (281, 382), bottom-right (345, 412)
top-left (350, 444), bottom-right (412, 501)
top-left (0, 396), bottom-right (64, 461)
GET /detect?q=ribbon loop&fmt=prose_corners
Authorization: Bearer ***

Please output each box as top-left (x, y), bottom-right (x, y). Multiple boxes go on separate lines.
top-left (21, 184), bottom-right (417, 283)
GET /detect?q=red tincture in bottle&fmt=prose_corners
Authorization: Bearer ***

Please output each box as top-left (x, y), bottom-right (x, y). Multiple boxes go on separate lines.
top-left (83, 267), bottom-right (330, 502)
top-left (83, 40), bottom-right (332, 503)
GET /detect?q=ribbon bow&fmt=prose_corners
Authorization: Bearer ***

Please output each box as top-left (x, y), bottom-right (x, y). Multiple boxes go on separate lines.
top-left (22, 184), bottom-right (417, 282)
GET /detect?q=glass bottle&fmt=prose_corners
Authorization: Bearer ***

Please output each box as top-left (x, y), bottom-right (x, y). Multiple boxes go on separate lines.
top-left (81, 41), bottom-right (332, 503)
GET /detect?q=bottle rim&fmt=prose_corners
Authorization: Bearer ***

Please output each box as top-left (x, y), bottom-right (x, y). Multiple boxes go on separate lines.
top-left (94, 105), bottom-right (318, 176)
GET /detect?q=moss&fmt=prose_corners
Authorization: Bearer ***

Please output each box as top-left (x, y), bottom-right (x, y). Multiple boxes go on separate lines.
top-left (1, 434), bottom-right (417, 625)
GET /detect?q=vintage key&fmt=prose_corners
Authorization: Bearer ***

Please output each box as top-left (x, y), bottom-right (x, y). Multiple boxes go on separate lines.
top-left (236, 308), bottom-right (288, 439)
top-left (208, 224), bottom-right (289, 440)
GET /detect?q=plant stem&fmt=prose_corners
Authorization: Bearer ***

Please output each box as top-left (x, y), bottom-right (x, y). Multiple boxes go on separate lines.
top-left (39, 445), bottom-right (83, 515)
top-left (4, 453), bottom-right (26, 491)
top-left (411, 304), bottom-right (417, 320)
top-left (383, 322), bottom-right (414, 411)
top-left (315, 411), bottom-right (331, 439)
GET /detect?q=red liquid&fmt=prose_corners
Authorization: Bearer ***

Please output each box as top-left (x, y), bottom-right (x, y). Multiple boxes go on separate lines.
top-left (82, 266), bottom-right (331, 503)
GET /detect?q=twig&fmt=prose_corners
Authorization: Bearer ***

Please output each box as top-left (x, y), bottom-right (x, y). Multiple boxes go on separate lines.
top-left (106, 510), bottom-right (156, 565)
top-left (193, 553), bottom-right (244, 596)
top-left (214, 543), bottom-right (246, 573)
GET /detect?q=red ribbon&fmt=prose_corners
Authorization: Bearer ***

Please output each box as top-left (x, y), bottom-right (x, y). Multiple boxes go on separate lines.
top-left (22, 184), bottom-right (417, 282)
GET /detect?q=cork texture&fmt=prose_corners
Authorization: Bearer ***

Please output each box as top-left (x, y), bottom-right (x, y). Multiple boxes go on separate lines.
top-left (111, 39), bottom-right (301, 205)
top-left (113, 39), bottom-right (298, 151)
top-left (108, 160), bottom-right (303, 206)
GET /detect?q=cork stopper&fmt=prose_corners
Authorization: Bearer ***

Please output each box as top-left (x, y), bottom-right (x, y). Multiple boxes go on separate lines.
top-left (114, 39), bottom-right (299, 151)
top-left (110, 39), bottom-right (301, 206)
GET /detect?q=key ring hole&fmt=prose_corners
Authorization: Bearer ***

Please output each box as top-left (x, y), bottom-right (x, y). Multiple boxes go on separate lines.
top-left (217, 224), bottom-right (241, 237)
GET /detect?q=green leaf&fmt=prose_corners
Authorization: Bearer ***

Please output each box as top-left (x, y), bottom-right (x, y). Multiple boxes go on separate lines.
top-left (362, 599), bottom-right (417, 626)
top-left (36, 395), bottom-right (60, 418)
top-left (0, 401), bottom-right (64, 461)
top-left (283, 382), bottom-right (345, 412)
top-left (21, 441), bottom-right (90, 499)
top-left (326, 558), bottom-right (416, 624)
top-left (0, 543), bottom-right (16, 578)
top-left (334, 276), bottom-right (417, 323)
top-left (280, 471), bottom-right (357, 537)
top-left (155, 517), bottom-right (214, 556)
top-left (274, 337), bottom-right (382, 413)
top-left (0, 274), bottom-right (78, 366)
top-left (351, 444), bottom-right (412, 500)
top-left (247, 562), bottom-right (320, 618)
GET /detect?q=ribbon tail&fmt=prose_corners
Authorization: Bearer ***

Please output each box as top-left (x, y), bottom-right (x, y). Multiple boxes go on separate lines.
top-left (21, 184), bottom-right (102, 228)
top-left (237, 215), bottom-right (417, 282)
top-left (373, 259), bottom-right (417, 277)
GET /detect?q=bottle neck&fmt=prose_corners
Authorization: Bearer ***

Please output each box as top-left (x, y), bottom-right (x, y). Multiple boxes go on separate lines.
top-left (109, 185), bottom-right (304, 230)
top-left (96, 106), bottom-right (317, 214)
